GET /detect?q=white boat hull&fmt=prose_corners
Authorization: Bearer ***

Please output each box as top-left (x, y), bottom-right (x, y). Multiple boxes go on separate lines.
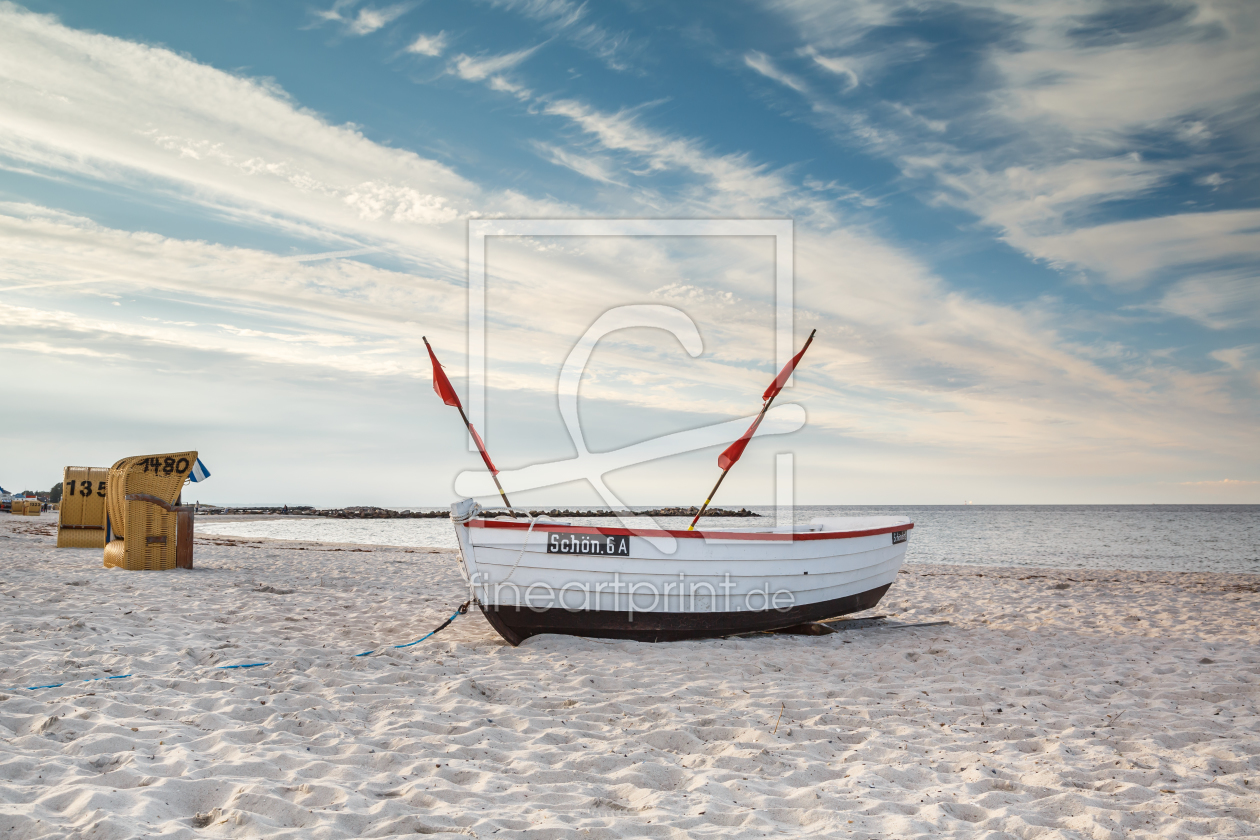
top-left (451, 507), bottom-right (913, 644)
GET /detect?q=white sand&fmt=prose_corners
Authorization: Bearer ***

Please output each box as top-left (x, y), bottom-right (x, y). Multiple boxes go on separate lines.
top-left (1, 511), bottom-right (1257, 839)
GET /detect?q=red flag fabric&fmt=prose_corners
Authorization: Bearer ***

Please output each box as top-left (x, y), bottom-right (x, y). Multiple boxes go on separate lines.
top-left (467, 422), bottom-right (499, 476)
top-left (424, 336), bottom-right (500, 477)
top-left (718, 412), bottom-right (767, 471)
top-left (424, 337), bottom-right (462, 409)
top-left (717, 330), bottom-right (816, 471)
top-left (762, 330), bottom-right (816, 402)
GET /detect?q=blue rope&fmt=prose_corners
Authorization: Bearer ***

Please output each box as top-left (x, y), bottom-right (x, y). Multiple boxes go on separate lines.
top-left (354, 603), bottom-right (468, 656)
top-left (5, 602), bottom-right (471, 692)
top-left (8, 663), bottom-right (256, 692)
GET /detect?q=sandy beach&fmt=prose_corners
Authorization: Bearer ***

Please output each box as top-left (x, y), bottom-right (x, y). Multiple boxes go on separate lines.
top-left (1, 511), bottom-right (1257, 839)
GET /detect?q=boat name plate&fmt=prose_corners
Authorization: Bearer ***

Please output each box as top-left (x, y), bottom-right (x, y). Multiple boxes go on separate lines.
top-left (547, 533), bottom-right (631, 557)
top-left (891, 530), bottom-right (908, 544)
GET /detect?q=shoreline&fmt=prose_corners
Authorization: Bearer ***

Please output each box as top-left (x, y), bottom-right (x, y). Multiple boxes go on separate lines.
top-left (2, 514), bottom-right (1257, 838)
top-left (193, 513), bottom-right (1260, 577)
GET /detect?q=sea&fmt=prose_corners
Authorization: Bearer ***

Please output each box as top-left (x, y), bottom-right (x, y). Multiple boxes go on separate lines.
top-left (195, 505), bottom-right (1260, 575)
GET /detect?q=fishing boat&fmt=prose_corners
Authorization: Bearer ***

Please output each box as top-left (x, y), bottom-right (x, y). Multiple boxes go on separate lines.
top-left (450, 500), bottom-right (912, 644)
top-left (425, 329), bottom-right (914, 644)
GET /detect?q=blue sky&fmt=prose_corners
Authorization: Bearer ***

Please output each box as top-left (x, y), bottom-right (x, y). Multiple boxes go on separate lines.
top-left (0, 0), bottom-right (1256, 506)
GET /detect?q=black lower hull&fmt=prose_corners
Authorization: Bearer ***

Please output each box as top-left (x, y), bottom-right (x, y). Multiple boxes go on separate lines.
top-left (478, 583), bottom-right (893, 645)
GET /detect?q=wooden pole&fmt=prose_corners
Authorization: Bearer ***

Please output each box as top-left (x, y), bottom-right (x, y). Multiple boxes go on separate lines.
top-left (686, 329), bottom-right (816, 531)
top-left (686, 397), bottom-right (774, 531)
top-left (455, 405), bottom-right (514, 514)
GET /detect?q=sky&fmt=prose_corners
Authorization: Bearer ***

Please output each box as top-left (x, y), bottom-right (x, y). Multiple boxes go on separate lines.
top-left (0, 0), bottom-right (1256, 507)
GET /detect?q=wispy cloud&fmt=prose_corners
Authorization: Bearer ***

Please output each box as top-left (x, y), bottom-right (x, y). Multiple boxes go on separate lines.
top-left (537, 98), bottom-right (836, 221)
top-left (0, 7), bottom-right (483, 274)
top-left (349, 5), bottom-right (408, 35)
top-left (448, 44), bottom-right (542, 81)
top-left (476, 0), bottom-right (638, 70)
top-left (758, 0), bottom-right (1260, 293)
top-left (0, 204), bottom-right (468, 378)
top-left (314, 1), bottom-right (410, 36)
top-left (406, 31), bottom-right (447, 56)
top-left (1210, 346), bottom-right (1254, 370)
top-left (1157, 267), bottom-right (1260, 330)
top-left (744, 51), bottom-right (808, 93)
top-left (531, 142), bottom-right (627, 186)
top-left (1180, 478), bottom-right (1257, 486)
top-left (486, 74), bottom-right (533, 101)
top-left (1006, 207), bottom-right (1260, 291)
top-left (805, 48), bottom-right (858, 91)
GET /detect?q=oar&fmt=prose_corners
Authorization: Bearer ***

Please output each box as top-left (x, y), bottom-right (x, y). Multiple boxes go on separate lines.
top-left (687, 329), bottom-right (816, 531)
top-left (423, 336), bottom-right (514, 513)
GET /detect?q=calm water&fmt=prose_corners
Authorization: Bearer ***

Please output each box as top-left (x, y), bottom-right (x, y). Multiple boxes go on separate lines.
top-left (197, 505), bottom-right (1260, 574)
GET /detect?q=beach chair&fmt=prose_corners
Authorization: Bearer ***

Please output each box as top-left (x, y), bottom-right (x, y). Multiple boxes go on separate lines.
top-left (57, 466), bottom-right (109, 548)
top-left (103, 452), bottom-right (197, 571)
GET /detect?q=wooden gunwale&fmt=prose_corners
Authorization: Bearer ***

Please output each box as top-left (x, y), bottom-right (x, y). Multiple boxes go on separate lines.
top-left (466, 519), bottom-right (913, 542)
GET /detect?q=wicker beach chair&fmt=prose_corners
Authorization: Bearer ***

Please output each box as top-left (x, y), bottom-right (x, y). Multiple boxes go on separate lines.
top-left (103, 452), bottom-right (197, 571)
top-left (57, 466), bottom-right (109, 548)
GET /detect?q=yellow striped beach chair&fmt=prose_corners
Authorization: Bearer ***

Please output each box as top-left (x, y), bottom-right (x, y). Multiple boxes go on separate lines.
top-left (57, 466), bottom-right (109, 548)
top-left (103, 452), bottom-right (197, 571)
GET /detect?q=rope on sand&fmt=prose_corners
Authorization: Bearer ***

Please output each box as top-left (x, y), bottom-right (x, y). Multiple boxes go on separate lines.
top-left (5, 601), bottom-right (472, 693)
top-left (354, 601), bottom-right (469, 656)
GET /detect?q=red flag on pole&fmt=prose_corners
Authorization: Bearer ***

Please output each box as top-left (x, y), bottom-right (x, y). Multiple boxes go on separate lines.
top-left (425, 337), bottom-right (462, 408)
top-left (716, 329), bottom-right (816, 471)
top-left (718, 413), bottom-right (766, 471)
top-left (467, 423), bottom-right (499, 476)
top-left (762, 330), bottom-right (816, 402)
top-left (423, 336), bottom-right (501, 478)
top-left (688, 329), bottom-right (818, 531)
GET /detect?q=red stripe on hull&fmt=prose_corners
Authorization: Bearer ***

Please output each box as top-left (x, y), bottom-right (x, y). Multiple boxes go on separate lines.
top-left (466, 519), bottom-right (913, 542)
